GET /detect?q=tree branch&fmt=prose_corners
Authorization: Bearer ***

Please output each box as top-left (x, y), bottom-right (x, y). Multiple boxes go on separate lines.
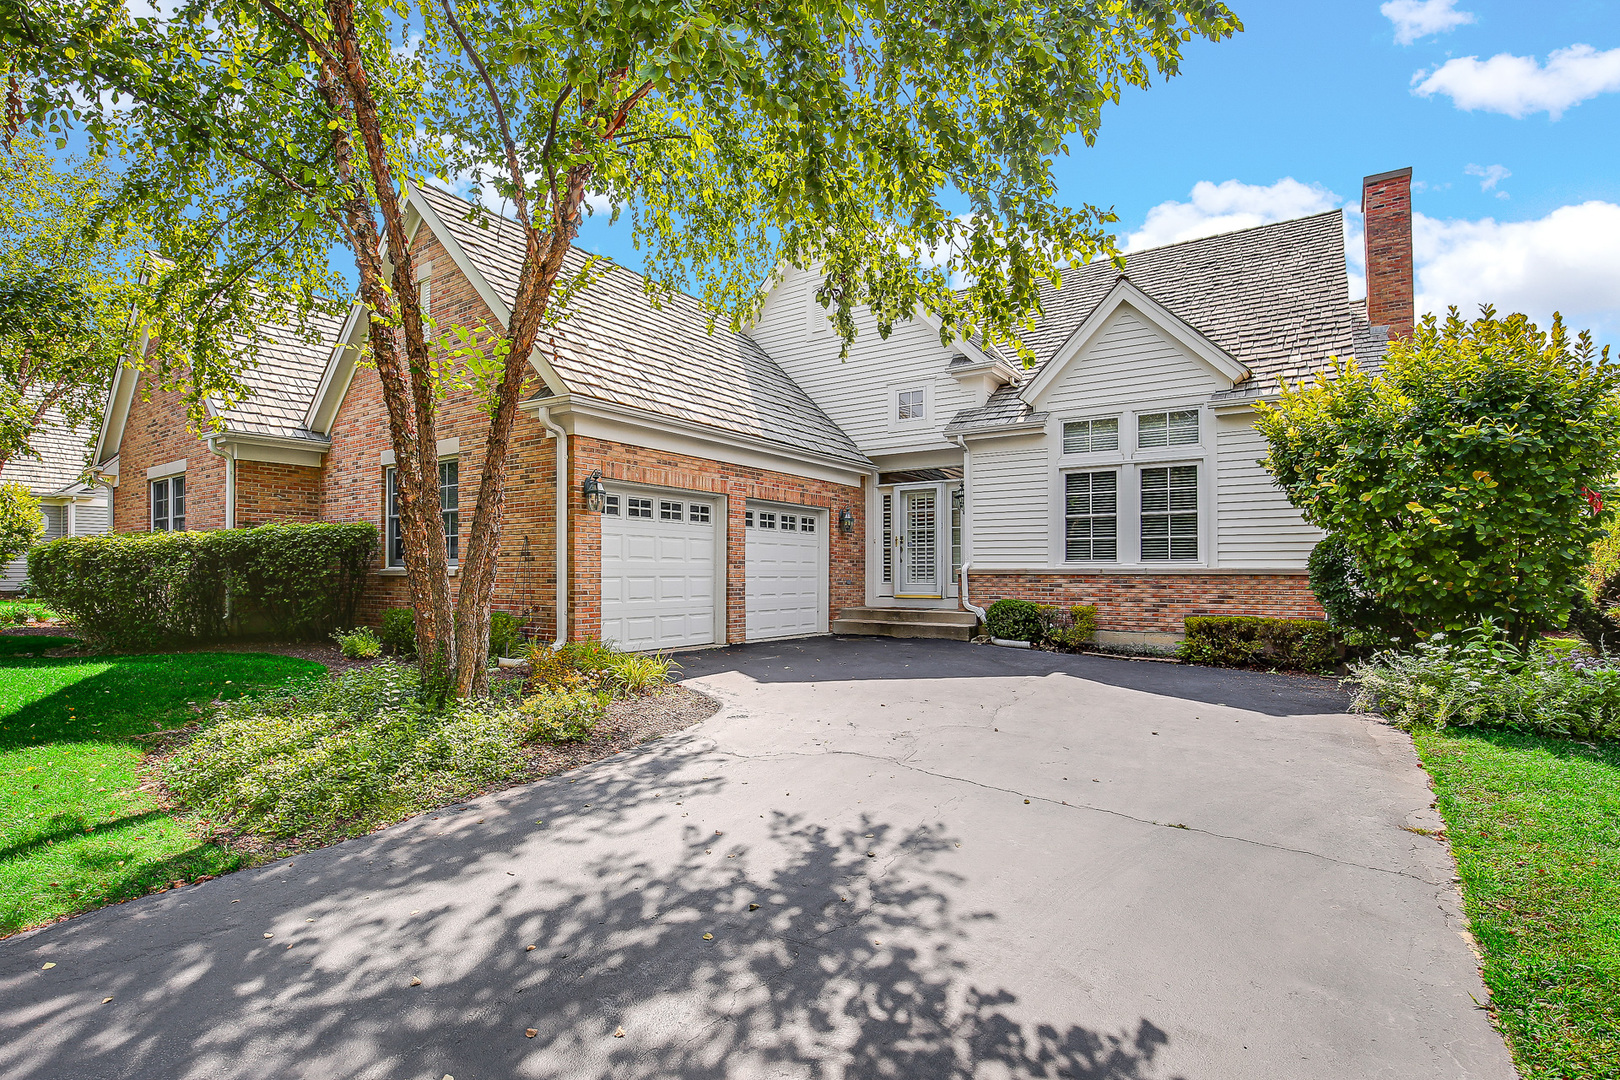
top-left (434, 0), bottom-right (534, 235)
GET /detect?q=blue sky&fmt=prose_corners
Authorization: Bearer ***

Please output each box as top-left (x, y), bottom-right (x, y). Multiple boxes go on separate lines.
top-left (566, 0), bottom-right (1620, 346)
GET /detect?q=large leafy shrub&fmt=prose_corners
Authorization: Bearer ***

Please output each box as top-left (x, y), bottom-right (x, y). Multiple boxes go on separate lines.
top-left (986, 598), bottom-right (1044, 642)
top-left (1307, 536), bottom-right (1408, 645)
top-left (0, 481), bottom-right (43, 565)
top-left (380, 607), bottom-right (417, 656)
top-left (1256, 308), bottom-right (1620, 645)
top-left (1179, 615), bottom-right (1336, 672)
top-left (1350, 623), bottom-right (1620, 740)
top-left (28, 522), bottom-right (377, 648)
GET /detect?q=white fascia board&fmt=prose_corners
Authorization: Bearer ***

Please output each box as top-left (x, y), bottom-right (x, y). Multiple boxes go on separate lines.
top-left (1019, 277), bottom-right (1250, 406)
top-left (94, 331), bottom-right (147, 466)
top-left (305, 300), bottom-right (370, 433)
top-left (526, 393), bottom-right (870, 487)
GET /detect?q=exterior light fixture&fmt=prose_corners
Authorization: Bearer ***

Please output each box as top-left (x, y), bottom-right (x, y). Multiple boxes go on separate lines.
top-left (838, 508), bottom-right (855, 534)
top-left (582, 470), bottom-right (607, 513)
top-left (951, 486), bottom-right (965, 511)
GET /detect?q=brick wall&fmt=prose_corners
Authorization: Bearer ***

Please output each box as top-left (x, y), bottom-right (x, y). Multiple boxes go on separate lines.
top-left (968, 571), bottom-right (1323, 634)
top-left (570, 435), bottom-right (866, 644)
top-left (235, 460), bottom-right (322, 526)
top-left (111, 374), bottom-right (225, 533)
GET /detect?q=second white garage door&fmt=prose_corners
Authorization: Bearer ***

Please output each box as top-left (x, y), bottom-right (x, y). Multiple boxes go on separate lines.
top-left (745, 504), bottom-right (825, 640)
top-left (600, 493), bottom-right (717, 651)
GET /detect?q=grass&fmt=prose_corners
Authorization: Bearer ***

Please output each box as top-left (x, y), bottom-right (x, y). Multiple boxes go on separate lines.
top-left (0, 644), bottom-right (324, 935)
top-left (1414, 727), bottom-right (1620, 1079)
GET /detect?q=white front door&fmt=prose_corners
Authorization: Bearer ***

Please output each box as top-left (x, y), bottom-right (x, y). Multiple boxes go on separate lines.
top-left (745, 504), bottom-right (826, 640)
top-left (897, 487), bottom-right (941, 596)
top-left (600, 492), bottom-right (717, 650)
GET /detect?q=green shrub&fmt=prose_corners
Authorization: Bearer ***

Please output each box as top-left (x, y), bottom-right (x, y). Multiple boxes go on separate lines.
top-left (1179, 615), bottom-right (1337, 672)
top-left (1308, 535), bottom-right (1408, 646)
top-left (518, 686), bottom-right (606, 742)
top-left (1039, 604), bottom-right (1097, 651)
top-left (27, 522), bottom-right (378, 649)
top-left (986, 598), bottom-right (1044, 642)
top-left (1349, 622), bottom-right (1620, 740)
top-left (165, 663), bottom-right (533, 838)
top-left (606, 651), bottom-right (679, 695)
top-left (332, 626), bottom-right (383, 659)
top-left (489, 610), bottom-right (523, 658)
top-left (380, 607), bottom-right (417, 656)
top-left (0, 482), bottom-right (44, 565)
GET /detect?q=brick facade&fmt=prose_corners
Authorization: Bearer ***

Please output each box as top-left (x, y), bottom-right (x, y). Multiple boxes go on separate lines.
top-left (235, 460), bottom-right (322, 526)
top-left (968, 571), bottom-right (1323, 634)
top-left (111, 375), bottom-right (226, 533)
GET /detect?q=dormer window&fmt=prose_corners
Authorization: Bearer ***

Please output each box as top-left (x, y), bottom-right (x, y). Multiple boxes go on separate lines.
top-left (897, 389), bottom-right (927, 421)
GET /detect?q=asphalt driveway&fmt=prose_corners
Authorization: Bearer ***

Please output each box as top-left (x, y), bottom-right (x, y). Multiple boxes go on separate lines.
top-left (0, 637), bottom-right (1515, 1079)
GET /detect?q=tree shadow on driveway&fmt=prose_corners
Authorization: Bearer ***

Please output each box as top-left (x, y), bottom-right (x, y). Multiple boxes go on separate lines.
top-left (677, 636), bottom-right (1351, 718)
top-left (0, 740), bottom-right (1183, 1080)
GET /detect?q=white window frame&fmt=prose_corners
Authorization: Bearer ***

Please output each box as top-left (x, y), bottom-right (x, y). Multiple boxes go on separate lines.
top-left (1061, 415), bottom-right (1122, 456)
top-left (385, 459), bottom-right (460, 568)
top-left (150, 474), bottom-right (186, 532)
top-left (1138, 462), bottom-right (1200, 562)
top-left (1061, 468), bottom-right (1119, 563)
top-left (888, 382), bottom-right (934, 430)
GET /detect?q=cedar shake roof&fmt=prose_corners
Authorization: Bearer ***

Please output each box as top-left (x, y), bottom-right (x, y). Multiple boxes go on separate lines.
top-left (213, 307), bottom-right (346, 442)
top-left (414, 185), bottom-right (872, 469)
top-left (949, 210), bottom-right (1381, 431)
top-left (0, 403), bottom-right (97, 494)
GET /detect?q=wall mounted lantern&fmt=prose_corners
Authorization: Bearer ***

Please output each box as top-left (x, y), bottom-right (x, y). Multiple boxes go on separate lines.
top-left (838, 507), bottom-right (855, 534)
top-left (951, 486), bottom-right (965, 511)
top-left (582, 469), bottom-right (607, 512)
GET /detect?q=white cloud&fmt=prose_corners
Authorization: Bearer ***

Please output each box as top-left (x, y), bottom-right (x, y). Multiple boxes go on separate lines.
top-left (1124, 178), bottom-right (1344, 252)
top-left (1381, 0), bottom-right (1475, 45)
top-left (1414, 44), bottom-right (1620, 119)
top-left (1414, 202), bottom-right (1620, 343)
top-left (1464, 163), bottom-right (1511, 199)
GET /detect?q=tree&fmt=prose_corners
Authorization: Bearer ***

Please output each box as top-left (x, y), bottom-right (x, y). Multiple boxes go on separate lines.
top-left (0, 137), bottom-right (148, 476)
top-left (2, 0), bottom-right (1242, 695)
top-left (0, 480), bottom-right (43, 565)
top-left (1256, 307), bottom-right (1620, 647)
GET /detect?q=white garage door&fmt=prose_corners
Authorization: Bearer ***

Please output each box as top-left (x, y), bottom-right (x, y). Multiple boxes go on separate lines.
top-left (745, 504), bottom-right (825, 640)
top-left (600, 492), bottom-right (716, 651)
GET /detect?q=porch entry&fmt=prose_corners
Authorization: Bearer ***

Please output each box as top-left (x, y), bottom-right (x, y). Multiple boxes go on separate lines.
top-left (878, 475), bottom-right (962, 601)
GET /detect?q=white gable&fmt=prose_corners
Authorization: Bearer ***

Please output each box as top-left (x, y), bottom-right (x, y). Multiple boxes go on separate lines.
top-left (1034, 306), bottom-right (1228, 418)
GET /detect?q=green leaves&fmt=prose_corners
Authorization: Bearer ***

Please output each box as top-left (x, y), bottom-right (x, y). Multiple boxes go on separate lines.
top-left (1256, 308), bottom-right (1620, 645)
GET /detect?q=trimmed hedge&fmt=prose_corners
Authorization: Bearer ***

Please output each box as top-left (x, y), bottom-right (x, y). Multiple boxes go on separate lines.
top-left (986, 598), bottom-right (1043, 642)
top-left (1179, 615), bottom-right (1337, 673)
top-left (28, 522), bottom-right (378, 649)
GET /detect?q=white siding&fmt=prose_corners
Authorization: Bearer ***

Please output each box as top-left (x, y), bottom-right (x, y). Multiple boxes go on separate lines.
top-left (969, 438), bottom-right (1049, 566)
top-left (1, 496), bottom-right (110, 593)
top-left (1215, 413), bottom-right (1320, 568)
top-left (74, 502), bottom-right (110, 536)
top-left (1035, 308), bottom-right (1224, 416)
top-left (748, 266), bottom-right (964, 456)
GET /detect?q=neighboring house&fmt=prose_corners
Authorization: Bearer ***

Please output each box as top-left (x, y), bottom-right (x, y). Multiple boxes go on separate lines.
top-left (0, 406), bottom-right (110, 593)
top-left (90, 168), bottom-right (1415, 650)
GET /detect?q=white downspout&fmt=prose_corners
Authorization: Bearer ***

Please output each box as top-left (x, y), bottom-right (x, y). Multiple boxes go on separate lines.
top-left (540, 407), bottom-right (569, 647)
top-left (206, 437), bottom-right (237, 529)
top-left (953, 434), bottom-right (987, 623)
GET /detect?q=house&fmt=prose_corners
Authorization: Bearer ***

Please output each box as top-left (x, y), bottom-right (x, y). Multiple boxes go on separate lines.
top-left (0, 405), bottom-right (109, 593)
top-left (89, 167), bottom-right (1415, 650)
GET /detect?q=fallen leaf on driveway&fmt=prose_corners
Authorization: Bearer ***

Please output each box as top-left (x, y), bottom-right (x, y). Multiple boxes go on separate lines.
top-left (41, 963), bottom-right (55, 970)
top-left (525, 1029), bottom-right (537, 1038)
top-left (410, 977), bottom-right (422, 987)
top-left (702, 933), bottom-right (713, 940)
top-left (263, 933), bottom-right (273, 939)
top-left (614, 1026), bottom-right (626, 1038)
top-left (526, 945), bottom-right (536, 951)
top-left (102, 997), bottom-right (112, 1003)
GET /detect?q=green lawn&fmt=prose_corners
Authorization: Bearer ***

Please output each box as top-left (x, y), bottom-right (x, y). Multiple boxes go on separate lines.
top-left (0, 644), bottom-right (324, 934)
top-left (1415, 728), bottom-right (1620, 1079)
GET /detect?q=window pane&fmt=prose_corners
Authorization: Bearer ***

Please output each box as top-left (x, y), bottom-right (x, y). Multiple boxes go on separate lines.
top-left (881, 494), bottom-right (892, 583)
top-left (744, 509), bottom-right (754, 527)
top-left (1141, 466), bottom-right (1197, 561)
top-left (151, 479), bottom-right (167, 531)
top-left (1064, 471), bottom-right (1117, 561)
top-left (440, 461), bottom-right (459, 561)
top-left (758, 511), bottom-right (776, 529)
top-left (781, 514), bottom-right (797, 530)
top-left (1138, 411), bottom-right (1167, 448)
top-left (171, 477), bottom-right (185, 531)
top-left (689, 503), bottom-right (710, 523)
top-left (898, 389), bottom-right (926, 420)
top-left (659, 500), bottom-right (683, 521)
top-left (1092, 417), bottom-right (1119, 451)
top-left (1064, 417), bottom-right (1119, 454)
top-left (1140, 467), bottom-right (1168, 513)
top-left (1168, 410), bottom-right (1199, 446)
top-left (801, 516), bottom-right (815, 533)
top-left (603, 493), bottom-right (620, 516)
top-left (627, 497), bottom-right (652, 519)
top-left (386, 469), bottom-right (403, 565)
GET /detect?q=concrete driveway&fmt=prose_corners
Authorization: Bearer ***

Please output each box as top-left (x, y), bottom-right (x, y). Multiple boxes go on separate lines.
top-left (0, 637), bottom-right (1515, 1080)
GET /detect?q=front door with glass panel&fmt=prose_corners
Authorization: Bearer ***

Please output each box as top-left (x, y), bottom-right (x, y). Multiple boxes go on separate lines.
top-left (896, 487), bottom-right (940, 596)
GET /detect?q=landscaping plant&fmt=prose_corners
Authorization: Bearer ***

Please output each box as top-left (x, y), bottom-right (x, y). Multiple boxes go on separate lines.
top-left (986, 599), bottom-right (1045, 643)
top-left (1257, 308), bottom-right (1620, 646)
top-left (332, 626), bottom-right (383, 660)
top-left (1179, 615), bottom-right (1336, 673)
top-left (380, 608), bottom-right (417, 657)
top-left (0, 481), bottom-right (43, 567)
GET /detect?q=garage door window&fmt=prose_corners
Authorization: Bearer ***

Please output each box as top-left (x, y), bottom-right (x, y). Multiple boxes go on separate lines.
top-left (627, 497), bottom-right (652, 519)
top-left (689, 504), bottom-right (710, 523)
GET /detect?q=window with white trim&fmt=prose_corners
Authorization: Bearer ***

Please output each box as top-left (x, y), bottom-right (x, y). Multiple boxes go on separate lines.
top-left (1137, 409), bottom-right (1200, 449)
top-left (897, 388), bottom-right (927, 421)
top-left (1064, 472), bottom-right (1117, 561)
top-left (627, 497), bottom-right (653, 519)
top-left (603, 493), bottom-right (621, 516)
top-left (1063, 417), bottom-right (1119, 454)
top-left (150, 476), bottom-right (185, 532)
top-left (659, 499), bottom-right (683, 521)
top-left (689, 503), bottom-right (710, 523)
top-left (758, 510), bottom-right (777, 529)
top-left (385, 461), bottom-right (460, 567)
top-left (1140, 465), bottom-right (1198, 560)
top-left (799, 514), bottom-right (814, 533)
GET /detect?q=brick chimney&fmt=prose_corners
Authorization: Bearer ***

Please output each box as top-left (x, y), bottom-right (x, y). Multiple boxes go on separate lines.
top-left (1362, 167), bottom-right (1414, 339)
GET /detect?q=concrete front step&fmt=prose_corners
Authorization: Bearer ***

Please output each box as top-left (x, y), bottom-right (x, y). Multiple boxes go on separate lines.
top-left (830, 607), bottom-right (979, 641)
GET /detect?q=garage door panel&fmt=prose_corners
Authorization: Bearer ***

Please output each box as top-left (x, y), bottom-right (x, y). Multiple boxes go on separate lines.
top-left (746, 505), bottom-right (825, 641)
top-left (601, 494), bottom-right (717, 651)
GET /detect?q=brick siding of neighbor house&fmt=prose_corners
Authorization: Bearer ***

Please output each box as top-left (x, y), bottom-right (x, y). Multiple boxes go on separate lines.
top-left (967, 571), bottom-right (1324, 634)
top-left (317, 224), bottom-right (561, 635)
top-left (111, 374), bottom-right (227, 533)
top-left (569, 435), bottom-right (866, 644)
top-left (1362, 167), bottom-right (1414, 340)
top-left (235, 460), bottom-right (322, 526)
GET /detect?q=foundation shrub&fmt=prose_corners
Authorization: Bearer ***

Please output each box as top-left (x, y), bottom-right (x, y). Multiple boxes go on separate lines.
top-left (1179, 615), bottom-right (1336, 672)
top-left (1039, 604), bottom-right (1098, 651)
top-left (986, 598), bottom-right (1044, 643)
top-left (27, 522), bottom-right (377, 649)
top-left (380, 607), bottom-right (417, 656)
